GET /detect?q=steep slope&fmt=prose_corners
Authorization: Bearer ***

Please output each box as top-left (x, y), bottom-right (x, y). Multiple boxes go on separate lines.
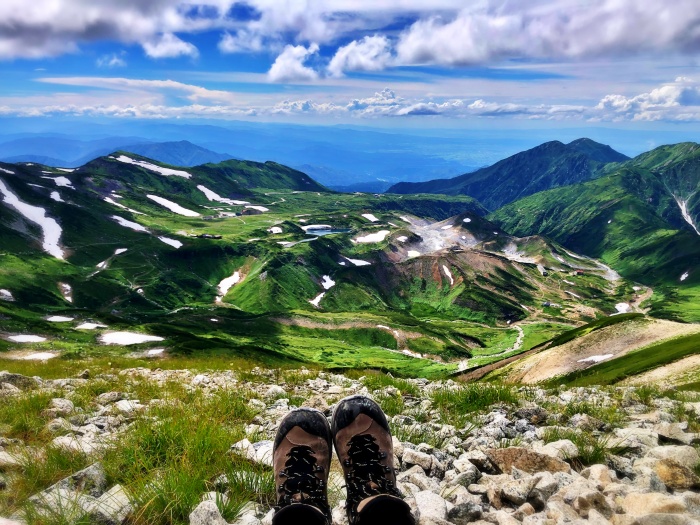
top-left (387, 138), bottom-right (628, 210)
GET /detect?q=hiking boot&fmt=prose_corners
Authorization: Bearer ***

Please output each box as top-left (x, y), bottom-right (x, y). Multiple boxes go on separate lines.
top-left (332, 395), bottom-right (412, 525)
top-left (272, 408), bottom-right (332, 525)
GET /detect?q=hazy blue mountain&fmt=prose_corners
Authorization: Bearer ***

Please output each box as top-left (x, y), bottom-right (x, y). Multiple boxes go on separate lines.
top-left (122, 141), bottom-right (235, 167)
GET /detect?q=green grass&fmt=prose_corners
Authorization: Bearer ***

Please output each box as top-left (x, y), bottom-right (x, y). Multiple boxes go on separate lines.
top-left (546, 313), bottom-right (644, 349)
top-left (553, 331), bottom-right (700, 386)
top-left (431, 384), bottom-right (519, 426)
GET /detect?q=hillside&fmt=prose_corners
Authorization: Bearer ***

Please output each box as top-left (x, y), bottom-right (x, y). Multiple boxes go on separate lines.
top-left (387, 138), bottom-right (628, 210)
top-left (490, 144), bottom-right (700, 322)
top-left (0, 151), bottom-right (638, 378)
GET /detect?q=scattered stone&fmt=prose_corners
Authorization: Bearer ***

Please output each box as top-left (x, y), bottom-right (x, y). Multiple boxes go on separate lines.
top-left (189, 500), bottom-right (228, 525)
top-left (404, 448), bottom-right (434, 471)
top-left (485, 448), bottom-right (571, 475)
top-left (621, 492), bottom-right (687, 517)
top-left (88, 484), bottom-right (133, 525)
top-left (646, 446), bottom-right (700, 469)
top-left (0, 451), bottom-right (21, 471)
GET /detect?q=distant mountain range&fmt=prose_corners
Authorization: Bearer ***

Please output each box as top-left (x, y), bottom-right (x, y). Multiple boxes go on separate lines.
top-left (388, 138), bottom-right (630, 210)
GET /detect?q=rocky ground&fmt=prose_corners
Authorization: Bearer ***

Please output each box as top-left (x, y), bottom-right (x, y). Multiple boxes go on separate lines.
top-left (2, 367), bottom-right (700, 525)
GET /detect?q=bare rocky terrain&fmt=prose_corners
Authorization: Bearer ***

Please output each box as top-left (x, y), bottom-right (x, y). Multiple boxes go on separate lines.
top-left (2, 366), bottom-right (700, 525)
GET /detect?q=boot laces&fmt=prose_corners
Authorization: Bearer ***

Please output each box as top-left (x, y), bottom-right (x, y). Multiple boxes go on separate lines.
top-left (344, 434), bottom-right (400, 522)
top-left (275, 445), bottom-right (330, 519)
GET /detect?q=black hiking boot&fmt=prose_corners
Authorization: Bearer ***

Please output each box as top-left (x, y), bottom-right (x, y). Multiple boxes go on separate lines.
top-left (332, 395), bottom-right (414, 525)
top-left (272, 408), bottom-right (332, 525)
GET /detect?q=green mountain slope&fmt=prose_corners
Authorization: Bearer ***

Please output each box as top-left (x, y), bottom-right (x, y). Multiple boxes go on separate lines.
top-left (489, 145), bottom-right (700, 321)
top-left (387, 138), bottom-right (628, 210)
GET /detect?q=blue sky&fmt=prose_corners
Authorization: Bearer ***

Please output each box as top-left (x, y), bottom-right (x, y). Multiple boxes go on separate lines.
top-left (2, 0), bottom-right (700, 129)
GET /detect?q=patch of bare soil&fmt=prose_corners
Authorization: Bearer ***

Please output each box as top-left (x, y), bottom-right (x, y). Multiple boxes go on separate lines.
top-left (499, 318), bottom-right (700, 384)
top-left (622, 354), bottom-right (700, 387)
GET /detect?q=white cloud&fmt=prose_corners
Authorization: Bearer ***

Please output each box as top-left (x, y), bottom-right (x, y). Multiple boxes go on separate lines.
top-left (328, 36), bottom-right (392, 77)
top-left (142, 33), bottom-right (198, 59)
top-left (97, 53), bottom-right (127, 68)
top-left (396, 0), bottom-right (700, 66)
top-left (596, 77), bottom-right (700, 121)
top-left (268, 43), bottom-right (319, 82)
top-left (219, 31), bottom-right (264, 54)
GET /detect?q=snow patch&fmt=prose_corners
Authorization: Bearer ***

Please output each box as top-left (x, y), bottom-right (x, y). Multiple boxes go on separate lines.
top-left (42, 176), bottom-right (74, 189)
top-left (104, 197), bottom-right (145, 215)
top-left (216, 271), bottom-right (241, 302)
top-left (615, 303), bottom-right (631, 314)
top-left (309, 292), bottom-right (325, 307)
top-left (100, 332), bottom-right (164, 345)
top-left (0, 167), bottom-right (14, 175)
top-left (565, 291), bottom-right (582, 299)
top-left (158, 236), bottom-right (183, 249)
top-left (0, 178), bottom-right (64, 259)
top-left (441, 225), bottom-right (453, 230)
top-left (362, 213), bottom-right (379, 222)
top-left (111, 215), bottom-right (148, 232)
top-left (0, 289), bottom-right (14, 301)
top-left (47, 316), bottom-right (73, 322)
top-left (397, 236), bottom-right (408, 242)
top-left (147, 195), bottom-right (200, 217)
top-left (442, 265), bottom-right (454, 286)
top-left (76, 323), bottom-right (107, 330)
top-left (50, 191), bottom-right (64, 203)
top-left (147, 349), bottom-right (165, 356)
top-left (59, 283), bottom-right (72, 303)
top-left (197, 185), bottom-right (249, 205)
top-left (578, 354), bottom-right (614, 364)
top-left (8, 335), bottom-right (46, 343)
top-left (681, 271), bottom-right (690, 282)
top-left (245, 205), bottom-right (269, 213)
top-left (96, 260), bottom-right (109, 270)
top-left (407, 250), bottom-right (420, 258)
top-left (321, 275), bottom-right (336, 290)
top-left (347, 258), bottom-right (371, 267)
top-left (269, 227), bottom-right (283, 234)
top-left (115, 155), bottom-right (192, 178)
top-left (353, 230), bottom-right (390, 243)
top-left (674, 194), bottom-right (700, 236)
top-left (115, 248), bottom-right (128, 255)
top-left (57, 168), bottom-right (74, 173)
top-left (463, 218), bottom-right (472, 223)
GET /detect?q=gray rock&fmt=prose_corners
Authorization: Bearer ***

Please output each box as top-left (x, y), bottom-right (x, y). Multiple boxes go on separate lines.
top-left (0, 372), bottom-right (39, 390)
top-left (88, 485), bottom-right (132, 525)
top-left (0, 451), bottom-right (21, 471)
top-left (189, 500), bottom-right (228, 525)
top-left (414, 490), bottom-right (447, 522)
top-left (501, 476), bottom-right (536, 505)
top-left (49, 398), bottom-right (74, 416)
top-left (404, 448), bottom-right (433, 471)
top-left (97, 392), bottom-right (124, 405)
top-left (47, 418), bottom-right (72, 433)
top-left (447, 502), bottom-right (482, 524)
top-left (646, 446), bottom-right (700, 469)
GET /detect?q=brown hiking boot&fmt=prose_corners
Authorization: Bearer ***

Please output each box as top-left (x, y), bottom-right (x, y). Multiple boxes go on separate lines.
top-left (272, 408), bottom-right (332, 525)
top-left (332, 395), bottom-right (412, 525)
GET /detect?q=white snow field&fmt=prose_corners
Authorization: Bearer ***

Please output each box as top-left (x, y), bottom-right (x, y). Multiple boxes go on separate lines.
top-left (0, 289), bottom-right (14, 301)
top-left (407, 250), bottom-right (420, 258)
top-left (442, 265), bottom-right (454, 286)
top-left (346, 258), bottom-right (371, 266)
top-left (104, 197), bottom-right (145, 215)
top-left (321, 275), bottom-right (336, 290)
top-left (111, 215), bottom-right (148, 232)
top-left (245, 205), bottom-right (270, 212)
top-left (197, 185), bottom-right (249, 205)
top-left (76, 323), bottom-right (108, 330)
top-left (309, 292), bottom-right (325, 307)
top-left (147, 195), bottom-right (200, 217)
top-left (50, 191), bottom-right (64, 202)
top-left (46, 316), bottom-right (74, 322)
top-left (578, 354), bottom-right (614, 363)
top-left (8, 335), bottom-right (47, 343)
top-left (115, 248), bottom-right (128, 255)
top-left (42, 176), bottom-right (74, 189)
top-left (217, 271), bottom-right (241, 302)
top-left (463, 218), bottom-right (472, 223)
top-left (615, 303), bottom-right (631, 314)
top-left (114, 155), bottom-right (192, 178)
top-left (0, 178), bottom-right (65, 259)
top-left (59, 283), bottom-right (73, 302)
top-left (21, 352), bottom-right (57, 360)
top-left (354, 230), bottom-right (390, 243)
top-left (362, 213), bottom-right (379, 222)
top-left (681, 271), bottom-right (690, 281)
top-left (0, 167), bottom-right (14, 174)
top-left (100, 332), bottom-right (165, 345)
top-left (269, 227), bottom-right (283, 234)
top-left (158, 236), bottom-right (183, 248)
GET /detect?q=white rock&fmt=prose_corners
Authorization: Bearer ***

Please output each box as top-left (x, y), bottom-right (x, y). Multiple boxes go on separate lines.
top-left (403, 448), bottom-right (433, 471)
top-left (113, 400), bottom-right (144, 415)
top-left (50, 398), bottom-right (74, 415)
top-left (189, 500), bottom-right (228, 525)
top-left (646, 446), bottom-right (700, 469)
top-left (414, 490), bottom-right (447, 522)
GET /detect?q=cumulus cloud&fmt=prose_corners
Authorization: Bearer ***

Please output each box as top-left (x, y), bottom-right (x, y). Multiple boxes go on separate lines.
top-left (142, 33), bottom-right (198, 59)
top-left (396, 0), bottom-right (700, 66)
top-left (596, 77), bottom-right (700, 121)
top-left (219, 30), bottom-right (264, 54)
top-left (328, 35), bottom-right (392, 77)
top-left (268, 43), bottom-right (319, 82)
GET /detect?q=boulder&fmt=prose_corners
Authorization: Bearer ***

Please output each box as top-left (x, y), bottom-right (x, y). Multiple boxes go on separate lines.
top-left (189, 500), bottom-right (228, 525)
top-left (621, 493), bottom-right (687, 517)
top-left (404, 448), bottom-right (433, 472)
top-left (0, 372), bottom-right (39, 390)
top-left (49, 398), bottom-right (75, 416)
top-left (88, 484), bottom-right (133, 525)
top-left (414, 490), bottom-right (447, 522)
top-left (485, 447), bottom-right (570, 475)
top-left (0, 452), bottom-right (21, 471)
top-left (646, 446), bottom-right (700, 469)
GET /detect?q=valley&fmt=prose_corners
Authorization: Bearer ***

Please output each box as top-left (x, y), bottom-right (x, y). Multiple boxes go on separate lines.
top-left (0, 138), bottom-right (698, 388)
